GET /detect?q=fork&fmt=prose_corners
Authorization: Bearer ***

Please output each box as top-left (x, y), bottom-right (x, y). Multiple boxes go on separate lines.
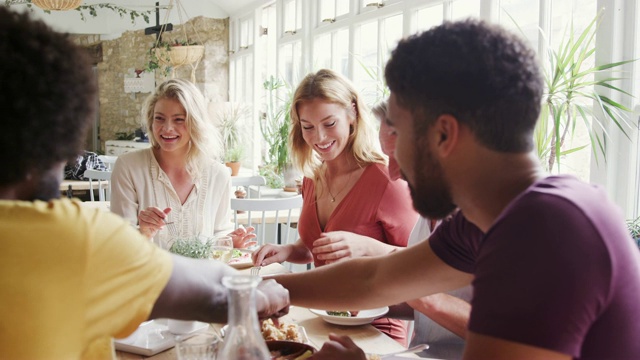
top-left (250, 266), bottom-right (261, 276)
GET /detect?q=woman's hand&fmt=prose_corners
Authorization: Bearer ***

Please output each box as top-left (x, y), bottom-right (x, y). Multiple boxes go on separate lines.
top-left (310, 333), bottom-right (367, 360)
top-left (252, 244), bottom-right (293, 266)
top-left (312, 231), bottom-right (382, 264)
top-left (138, 207), bottom-right (171, 239)
top-left (228, 225), bottom-right (257, 248)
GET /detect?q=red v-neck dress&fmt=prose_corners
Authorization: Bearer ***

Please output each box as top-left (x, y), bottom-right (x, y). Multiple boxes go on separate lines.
top-left (298, 163), bottom-right (419, 345)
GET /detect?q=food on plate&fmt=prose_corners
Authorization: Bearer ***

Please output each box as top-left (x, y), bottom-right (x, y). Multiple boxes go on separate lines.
top-left (227, 249), bottom-right (251, 265)
top-left (326, 310), bottom-right (359, 317)
top-left (261, 318), bottom-right (301, 342)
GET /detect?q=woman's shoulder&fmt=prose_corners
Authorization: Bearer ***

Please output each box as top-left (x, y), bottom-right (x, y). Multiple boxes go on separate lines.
top-left (117, 148), bottom-right (152, 164)
top-left (361, 162), bottom-right (392, 183)
top-left (206, 162), bottom-right (232, 179)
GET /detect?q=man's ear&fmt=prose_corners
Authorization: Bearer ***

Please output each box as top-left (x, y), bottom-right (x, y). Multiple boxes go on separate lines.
top-left (433, 114), bottom-right (459, 157)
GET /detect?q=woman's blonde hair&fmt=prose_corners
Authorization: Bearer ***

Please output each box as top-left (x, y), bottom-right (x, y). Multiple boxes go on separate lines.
top-left (289, 69), bottom-right (385, 178)
top-left (142, 79), bottom-right (222, 178)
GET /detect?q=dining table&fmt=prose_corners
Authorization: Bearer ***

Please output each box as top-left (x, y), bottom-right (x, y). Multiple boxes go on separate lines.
top-left (115, 263), bottom-right (422, 359)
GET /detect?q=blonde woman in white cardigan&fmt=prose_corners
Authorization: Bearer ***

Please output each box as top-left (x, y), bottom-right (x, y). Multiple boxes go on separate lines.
top-left (110, 79), bottom-right (255, 250)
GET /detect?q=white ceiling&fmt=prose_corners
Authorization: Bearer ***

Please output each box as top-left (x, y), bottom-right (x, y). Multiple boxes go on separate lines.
top-left (9, 0), bottom-right (262, 36)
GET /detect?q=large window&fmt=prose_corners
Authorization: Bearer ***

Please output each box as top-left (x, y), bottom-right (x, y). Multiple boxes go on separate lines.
top-left (228, 0), bottom-right (640, 217)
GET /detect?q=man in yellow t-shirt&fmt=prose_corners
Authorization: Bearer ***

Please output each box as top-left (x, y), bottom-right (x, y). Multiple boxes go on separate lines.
top-left (0, 7), bottom-right (289, 359)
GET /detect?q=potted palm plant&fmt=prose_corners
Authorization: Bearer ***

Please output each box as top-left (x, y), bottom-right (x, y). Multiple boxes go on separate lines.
top-left (216, 103), bottom-right (250, 176)
top-left (534, 12), bottom-right (636, 172)
top-left (260, 76), bottom-right (296, 190)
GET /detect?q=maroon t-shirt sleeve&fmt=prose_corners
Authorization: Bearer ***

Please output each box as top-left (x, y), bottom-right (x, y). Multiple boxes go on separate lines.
top-left (429, 211), bottom-right (482, 273)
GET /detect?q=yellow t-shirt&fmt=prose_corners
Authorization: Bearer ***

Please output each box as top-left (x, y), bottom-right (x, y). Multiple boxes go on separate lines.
top-left (0, 199), bottom-right (172, 359)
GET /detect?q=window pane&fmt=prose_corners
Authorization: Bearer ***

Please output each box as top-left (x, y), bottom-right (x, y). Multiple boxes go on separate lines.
top-left (313, 33), bottom-right (332, 70)
top-left (499, 0), bottom-right (539, 50)
top-left (284, 0), bottom-right (296, 32)
top-left (381, 13), bottom-right (402, 64)
top-left (336, 0), bottom-right (349, 17)
top-left (320, 0), bottom-right (335, 22)
top-left (240, 20), bottom-right (249, 47)
top-left (353, 20), bottom-right (380, 106)
top-left (279, 41), bottom-right (302, 86)
top-left (547, 0), bottom-right (597, 181)
top-left (414, 4), bottom-right (443, 34)
top-left (335, 28), bottom-right (349, 76)
top-left (451, 0), bottom-right (481, 20)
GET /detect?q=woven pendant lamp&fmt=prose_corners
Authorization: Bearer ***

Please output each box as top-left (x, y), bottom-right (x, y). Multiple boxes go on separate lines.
top-left (32, 0), bottom-right (83, 11)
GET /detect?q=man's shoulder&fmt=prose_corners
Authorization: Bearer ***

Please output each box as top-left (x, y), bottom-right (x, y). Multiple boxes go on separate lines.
top-left (514, 175), bottom-right (617, 220)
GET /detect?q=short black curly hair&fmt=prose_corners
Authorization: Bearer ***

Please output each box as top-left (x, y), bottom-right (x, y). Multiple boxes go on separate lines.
top-left (0, 7), bottom-right (96, 185)
top-left (385, 19), bottom-right (543, 152)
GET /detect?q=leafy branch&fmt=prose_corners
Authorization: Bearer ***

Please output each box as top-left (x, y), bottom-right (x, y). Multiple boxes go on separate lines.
top-left (4, 0), bottom-right (155, 25)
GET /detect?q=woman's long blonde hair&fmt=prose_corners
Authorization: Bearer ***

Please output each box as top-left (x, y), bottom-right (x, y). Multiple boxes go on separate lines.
top-left (289, 69), bottom-right (385, 178)
top-left (142, 79), bottom-right (222, 178)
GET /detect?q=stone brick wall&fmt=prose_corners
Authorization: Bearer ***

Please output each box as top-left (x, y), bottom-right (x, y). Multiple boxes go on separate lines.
top-left (73, 16), bottom-right (229, 152)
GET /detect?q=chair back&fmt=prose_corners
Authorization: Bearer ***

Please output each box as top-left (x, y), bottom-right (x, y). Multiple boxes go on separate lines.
top-left (230, 195), bottom-right (303, 246)
top-left (98, 155), bottom-right (118, 171)
top-left (83, 169), bottom-right (112, 202)
top-left (231, 175), bottom-right (267, 198)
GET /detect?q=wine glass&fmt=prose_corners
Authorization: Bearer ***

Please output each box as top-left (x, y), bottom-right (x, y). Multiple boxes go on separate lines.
top-left (210, 236), bottom-right (233, 263)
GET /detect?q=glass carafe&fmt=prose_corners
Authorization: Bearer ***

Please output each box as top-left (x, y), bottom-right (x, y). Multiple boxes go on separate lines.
top-left (217, 275), bottom-right (270, 360)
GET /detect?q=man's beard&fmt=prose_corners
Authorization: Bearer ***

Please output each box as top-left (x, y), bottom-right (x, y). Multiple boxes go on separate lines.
top-left (406, 145), bottom-right (456, 220)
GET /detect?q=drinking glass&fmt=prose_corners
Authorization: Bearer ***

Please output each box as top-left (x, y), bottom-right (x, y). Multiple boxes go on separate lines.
top-left (210, 236), bottom-right (233, 263)
top-left (175, 333), bottom-right (220, 360)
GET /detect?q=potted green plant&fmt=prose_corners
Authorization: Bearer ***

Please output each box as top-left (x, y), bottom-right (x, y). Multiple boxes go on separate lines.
top-left (260, 76), bottom-right (295, 189)
top-left (216, 103), bottom-right (250, 176)
top-left (534, 12), bottom-right (636, 172)
top-left (146, 39), bottom-right (204, 77)
top-left (225, 146), bottom-right (245, 176)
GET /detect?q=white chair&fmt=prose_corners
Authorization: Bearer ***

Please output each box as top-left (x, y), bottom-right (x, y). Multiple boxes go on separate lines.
top-left (230, 195), bottom-right (303, 247)
top-left (98, 155), bottom-right (118, 171)
top-left (83, 169), bottom-right (112, 202)
top-left (231, 175), bottom-right (267, 198)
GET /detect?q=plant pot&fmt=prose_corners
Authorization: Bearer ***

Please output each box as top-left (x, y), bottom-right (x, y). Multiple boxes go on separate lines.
top-left (155, 45), bottom-right (205, 67)
top-left (283, 164), bottom-right (299, 192)
top-left (225, 161), bottom-right (241, 176)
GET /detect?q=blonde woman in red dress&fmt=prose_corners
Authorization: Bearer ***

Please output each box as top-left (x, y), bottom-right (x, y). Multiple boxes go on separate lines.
top-left (253, 69), bottom-right (418, 345)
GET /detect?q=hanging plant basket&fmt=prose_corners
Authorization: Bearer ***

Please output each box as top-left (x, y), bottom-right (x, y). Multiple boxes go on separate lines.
top-left (32, 0), bottom-right (82, 11)
top-left (155, 45), bottom-right (205, 67)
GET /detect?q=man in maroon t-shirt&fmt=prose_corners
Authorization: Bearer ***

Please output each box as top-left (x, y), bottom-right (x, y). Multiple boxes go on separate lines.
top-left (274, 19), bottom-right (640, 359)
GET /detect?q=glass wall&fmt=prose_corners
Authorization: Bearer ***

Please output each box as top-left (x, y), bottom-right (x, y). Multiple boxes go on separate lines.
top-left (228, 0), bottom-right (640, 217)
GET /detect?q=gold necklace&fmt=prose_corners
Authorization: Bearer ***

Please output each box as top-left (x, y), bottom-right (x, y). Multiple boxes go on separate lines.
top-left (322, 166), bottom-right (354, 203)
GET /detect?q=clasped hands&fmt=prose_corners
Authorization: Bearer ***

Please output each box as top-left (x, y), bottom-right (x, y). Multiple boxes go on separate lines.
top-left (252, 231), bottom-right (371, 266)
top-left (137, 206), bottom-right (257, 248)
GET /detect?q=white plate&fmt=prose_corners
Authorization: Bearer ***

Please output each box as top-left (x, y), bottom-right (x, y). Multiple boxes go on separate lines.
top-left (228, 249), bottom-right (254, 269)
top-left (114, 320), bottom-right (208, 356)
top-left (309, 307), bottom-right (389, 326)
